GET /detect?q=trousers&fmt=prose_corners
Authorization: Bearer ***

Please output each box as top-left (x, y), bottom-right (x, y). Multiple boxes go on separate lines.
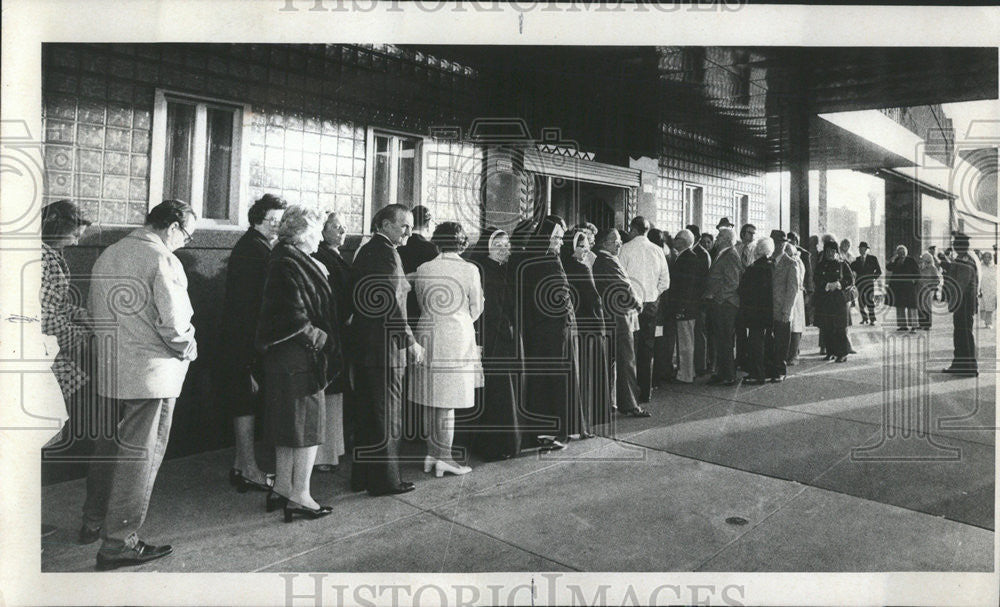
top-left (633, 302), bottom-right (658, 401)
top-left (351, 365), bottom-right (404, 493)
top-left (82, 397), bottom-right (175, 548)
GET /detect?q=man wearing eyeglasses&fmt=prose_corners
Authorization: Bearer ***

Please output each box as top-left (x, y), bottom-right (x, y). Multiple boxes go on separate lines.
top-left (81, 199), bottom-right (198, 570)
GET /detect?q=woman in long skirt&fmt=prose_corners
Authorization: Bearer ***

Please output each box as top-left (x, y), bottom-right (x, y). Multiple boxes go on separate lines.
top-left (814, 240), bottom-right (855, 362)
top-left (561, 228), bottom-right (607, 432)
top-left (516, 214), bottom-right (582, 451)
top-left (462, 227), bottom-right (523, 461)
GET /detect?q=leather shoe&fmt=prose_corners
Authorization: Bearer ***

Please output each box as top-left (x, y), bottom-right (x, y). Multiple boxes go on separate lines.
top-left (942, 367), bottom-right (978, 377)
top-left (96, 540), bottom-right (172, 571)
top-left (621, 407), bottom-right (651, 418)
top-left (78, 524), bottom-right (101, 545)
top-left (368, 481), bottom-right (416, 497)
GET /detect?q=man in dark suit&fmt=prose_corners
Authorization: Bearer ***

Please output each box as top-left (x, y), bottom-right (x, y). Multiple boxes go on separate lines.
top-left (350, 204), bottom-right (424, 496)
top-left (396, 204), bottom-right (439, 330)
top-left (592, 228), bottom-right (649, 417)
top-left (786, 231), bottom-right (811, 365)
top-left (851, 241), bottom-right (883, 325)
top-left (943, 232), bottom-right (979, 376)
top-left (670, 229), bottom-right (707, 383)
top-left (689, 226), bottom-right (713, 376)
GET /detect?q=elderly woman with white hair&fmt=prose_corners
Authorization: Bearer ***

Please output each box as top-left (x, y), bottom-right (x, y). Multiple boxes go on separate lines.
top-left (738, 237), bottom-right (775, 384)
top-left (257, 205), bottom-right (343, 521)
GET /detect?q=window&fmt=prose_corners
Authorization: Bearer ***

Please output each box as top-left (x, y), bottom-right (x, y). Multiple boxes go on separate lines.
top-left (735, 192), bottom-right (750, 227)
top-left (684, 183), bottom-right (703, 227)
top-left (367, 129), bottom-right (422, 216)
top-left (150, 90), bottom-right (248, 225)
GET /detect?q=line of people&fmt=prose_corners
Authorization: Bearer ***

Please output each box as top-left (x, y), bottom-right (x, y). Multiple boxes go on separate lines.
top-left (39, 194), bottom-right (989, 570)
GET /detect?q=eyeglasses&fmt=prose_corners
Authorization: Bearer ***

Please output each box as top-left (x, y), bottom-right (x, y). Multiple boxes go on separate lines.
top-left (177, 223), bottom-right (193, 244)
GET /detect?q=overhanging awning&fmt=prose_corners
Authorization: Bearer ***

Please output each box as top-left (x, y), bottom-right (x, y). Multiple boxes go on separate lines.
top-left (524, 149), bottom-right (641, 188)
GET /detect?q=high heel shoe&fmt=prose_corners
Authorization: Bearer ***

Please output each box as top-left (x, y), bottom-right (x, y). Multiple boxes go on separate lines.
top-left (265, 490), bottom-right (288, 513)
top-left (230, 468), bottom-right (275, 493)
top-left (283, 502), bottom-right (333, 523)
top-left (434, 460), bottom-right (472, 478)
top-left (423, 455), bottom-right (437, 474)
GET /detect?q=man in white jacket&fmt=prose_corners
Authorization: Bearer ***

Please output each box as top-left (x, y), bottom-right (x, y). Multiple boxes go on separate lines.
top-left (80, 200), bottom-right (198, 570)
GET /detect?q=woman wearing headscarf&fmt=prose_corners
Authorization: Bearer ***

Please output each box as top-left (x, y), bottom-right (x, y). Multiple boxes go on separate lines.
top-left (814, 239), bottom-right (855, 362)
top-left (979, 251), bottom-right (996, 329)
top-left (517, 214), bottom-right (582, 450)
top-left (917, 251), bottom-right (943, 331)
top-left (561, 227), bottom-right (609, 430)
top-left (257, 205), bottom-right (342, 521)
top-left (461, 227), bottom-right (522, 461)
top-left (886, 245), bottom-right (920, 332)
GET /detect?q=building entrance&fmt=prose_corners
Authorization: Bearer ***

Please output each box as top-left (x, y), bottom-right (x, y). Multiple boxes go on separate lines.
top-left (549, 180), bottom-right (624, 232)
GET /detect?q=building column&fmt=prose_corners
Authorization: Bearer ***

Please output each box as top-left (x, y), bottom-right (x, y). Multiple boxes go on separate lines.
top-left (884, 173), bottom-right (922, 257)
top-left (817, 168), bottom-right (828, 233)
top-left (787, 103), bottom-right (810, 241)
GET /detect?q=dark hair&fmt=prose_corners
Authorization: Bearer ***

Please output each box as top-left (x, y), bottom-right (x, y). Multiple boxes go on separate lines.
top-left (629, 216), bottom-right (650, 234)
top-left (411, 205), bottom-right (432, 229)
top-left (686, 224), bottom-right (702, 239)
top-left (662, 231), bottom-right (674, 250)
top-left (371, 203), bottom-right (409, 233)
top-left (575, 221), bottom-right (598, 235)
top-left (823, 239), bottom-right (840, 253)
top-left (787, 231), bottom-right (800, 245)
top-left (431, 221), bottom-right (468, 253)
top-left (647, 228), bottom-right (664, 247)
top-left (953, 233), bottom-right (971, 254)
top-left (595, 227), bottom-right (618, 249)
top-left (509, 218), bottom-right (537, 254)
top-left (247, 193), bottom-right (287, 226)
top-left (700, 232), bottom-right (714, 243)
top-left (740, 223), bottom-right (757, 239)
top-left (41, 199), bottom-right (91, 240)
top-left (146, 199), bottom-right (195, 231)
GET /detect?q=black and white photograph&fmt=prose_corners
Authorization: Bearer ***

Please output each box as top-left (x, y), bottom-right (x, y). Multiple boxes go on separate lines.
top-left (1, 2), bottom-right (998, 606)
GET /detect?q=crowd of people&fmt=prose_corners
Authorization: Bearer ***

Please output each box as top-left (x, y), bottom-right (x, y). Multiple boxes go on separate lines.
top-left (38, 195), bottom-right (992, 570)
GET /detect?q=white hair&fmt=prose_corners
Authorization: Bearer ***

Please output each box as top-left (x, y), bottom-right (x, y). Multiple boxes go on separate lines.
top-left (715, 226), bottom-right (736, 250)
top-left (674, 229), bottom-right (695, 250)
top-left (754, 237), bottom-right (775, 259)
top-left (278, 205), bottom-right (326, 247)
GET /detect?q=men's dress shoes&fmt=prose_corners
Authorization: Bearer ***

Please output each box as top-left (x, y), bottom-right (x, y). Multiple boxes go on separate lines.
top-left (95, 541), bottom-right (172, 571)
top-left (621, 407), bottom-right (651, 418)
top-left (721, 378), bottom-right (741, 386)
top-left (769, 375), bottom-right (786, 383)
top-left (368, 481), bottom-right (416, 497)
top-left (78, 524), bottom-right (101, 545)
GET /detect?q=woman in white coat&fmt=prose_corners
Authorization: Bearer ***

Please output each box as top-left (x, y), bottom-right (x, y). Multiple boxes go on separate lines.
top-left (980, 251), bottom-right (996, 328)
top-left (786, 243), bottom-right (807, 343)
top-left (410, 221), bottom-right (484, 477)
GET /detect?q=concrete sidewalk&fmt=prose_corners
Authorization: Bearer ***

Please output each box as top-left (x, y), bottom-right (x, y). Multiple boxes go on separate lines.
top-left (41, 321), bottom-right (995, 572)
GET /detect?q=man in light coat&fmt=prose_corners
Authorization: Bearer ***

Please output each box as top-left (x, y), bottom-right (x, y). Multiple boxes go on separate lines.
top-left (617, 216), bottom-right (670, 403)
top-left (80, 200), bottom-right (198, 570)
top-left (770, 230), bottom-right (802, 382)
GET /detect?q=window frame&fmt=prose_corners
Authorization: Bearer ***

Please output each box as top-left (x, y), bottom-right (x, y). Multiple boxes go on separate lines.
top-left (683, 182), bottom-right (704, 228)
top-left (149, 89), bottom-right (251, 229)
top-left (734, 191), bottom-right (750, 228)
top-left (363, 126), bottom-right (424, 232)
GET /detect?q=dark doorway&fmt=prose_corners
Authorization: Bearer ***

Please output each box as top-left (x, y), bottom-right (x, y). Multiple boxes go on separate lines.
top-left (548, 179), bottom-right (625, 231)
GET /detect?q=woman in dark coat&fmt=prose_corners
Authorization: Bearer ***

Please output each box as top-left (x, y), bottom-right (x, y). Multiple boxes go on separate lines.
top-left (217, 193), bottom-right (286, 492)
top-left (561, 228), bottom-right (608, 431)
top-left (886, 245), bottom-right (920, 331)
top-left (460, 227), bottom-right (523, 461)
top-left (257, 205), bottom-right (342, 521)
top-left (311, 211), bottom-right (352, 472)
top-left (814, 239), bottom-right (856, 362)
top-left (516, 214), bottom-right (582, 450)
top-left (738, 238), bottom-right (775, 384)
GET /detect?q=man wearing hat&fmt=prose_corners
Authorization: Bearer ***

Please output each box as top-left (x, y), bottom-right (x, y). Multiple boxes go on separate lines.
top-left (850, 241), bottom-right (882, 325)
top-left (769, 230), bottom-right (800, 381)
top-left (943, 232), bottom-right (979, 376)
top-left (716, 217), bottom-right (734, 230)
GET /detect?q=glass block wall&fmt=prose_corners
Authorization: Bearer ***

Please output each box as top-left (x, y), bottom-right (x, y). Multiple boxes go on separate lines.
top-left (248, 112), bottom-right (367, 234)
top-left (423, 138), bottom-right (483, 242)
